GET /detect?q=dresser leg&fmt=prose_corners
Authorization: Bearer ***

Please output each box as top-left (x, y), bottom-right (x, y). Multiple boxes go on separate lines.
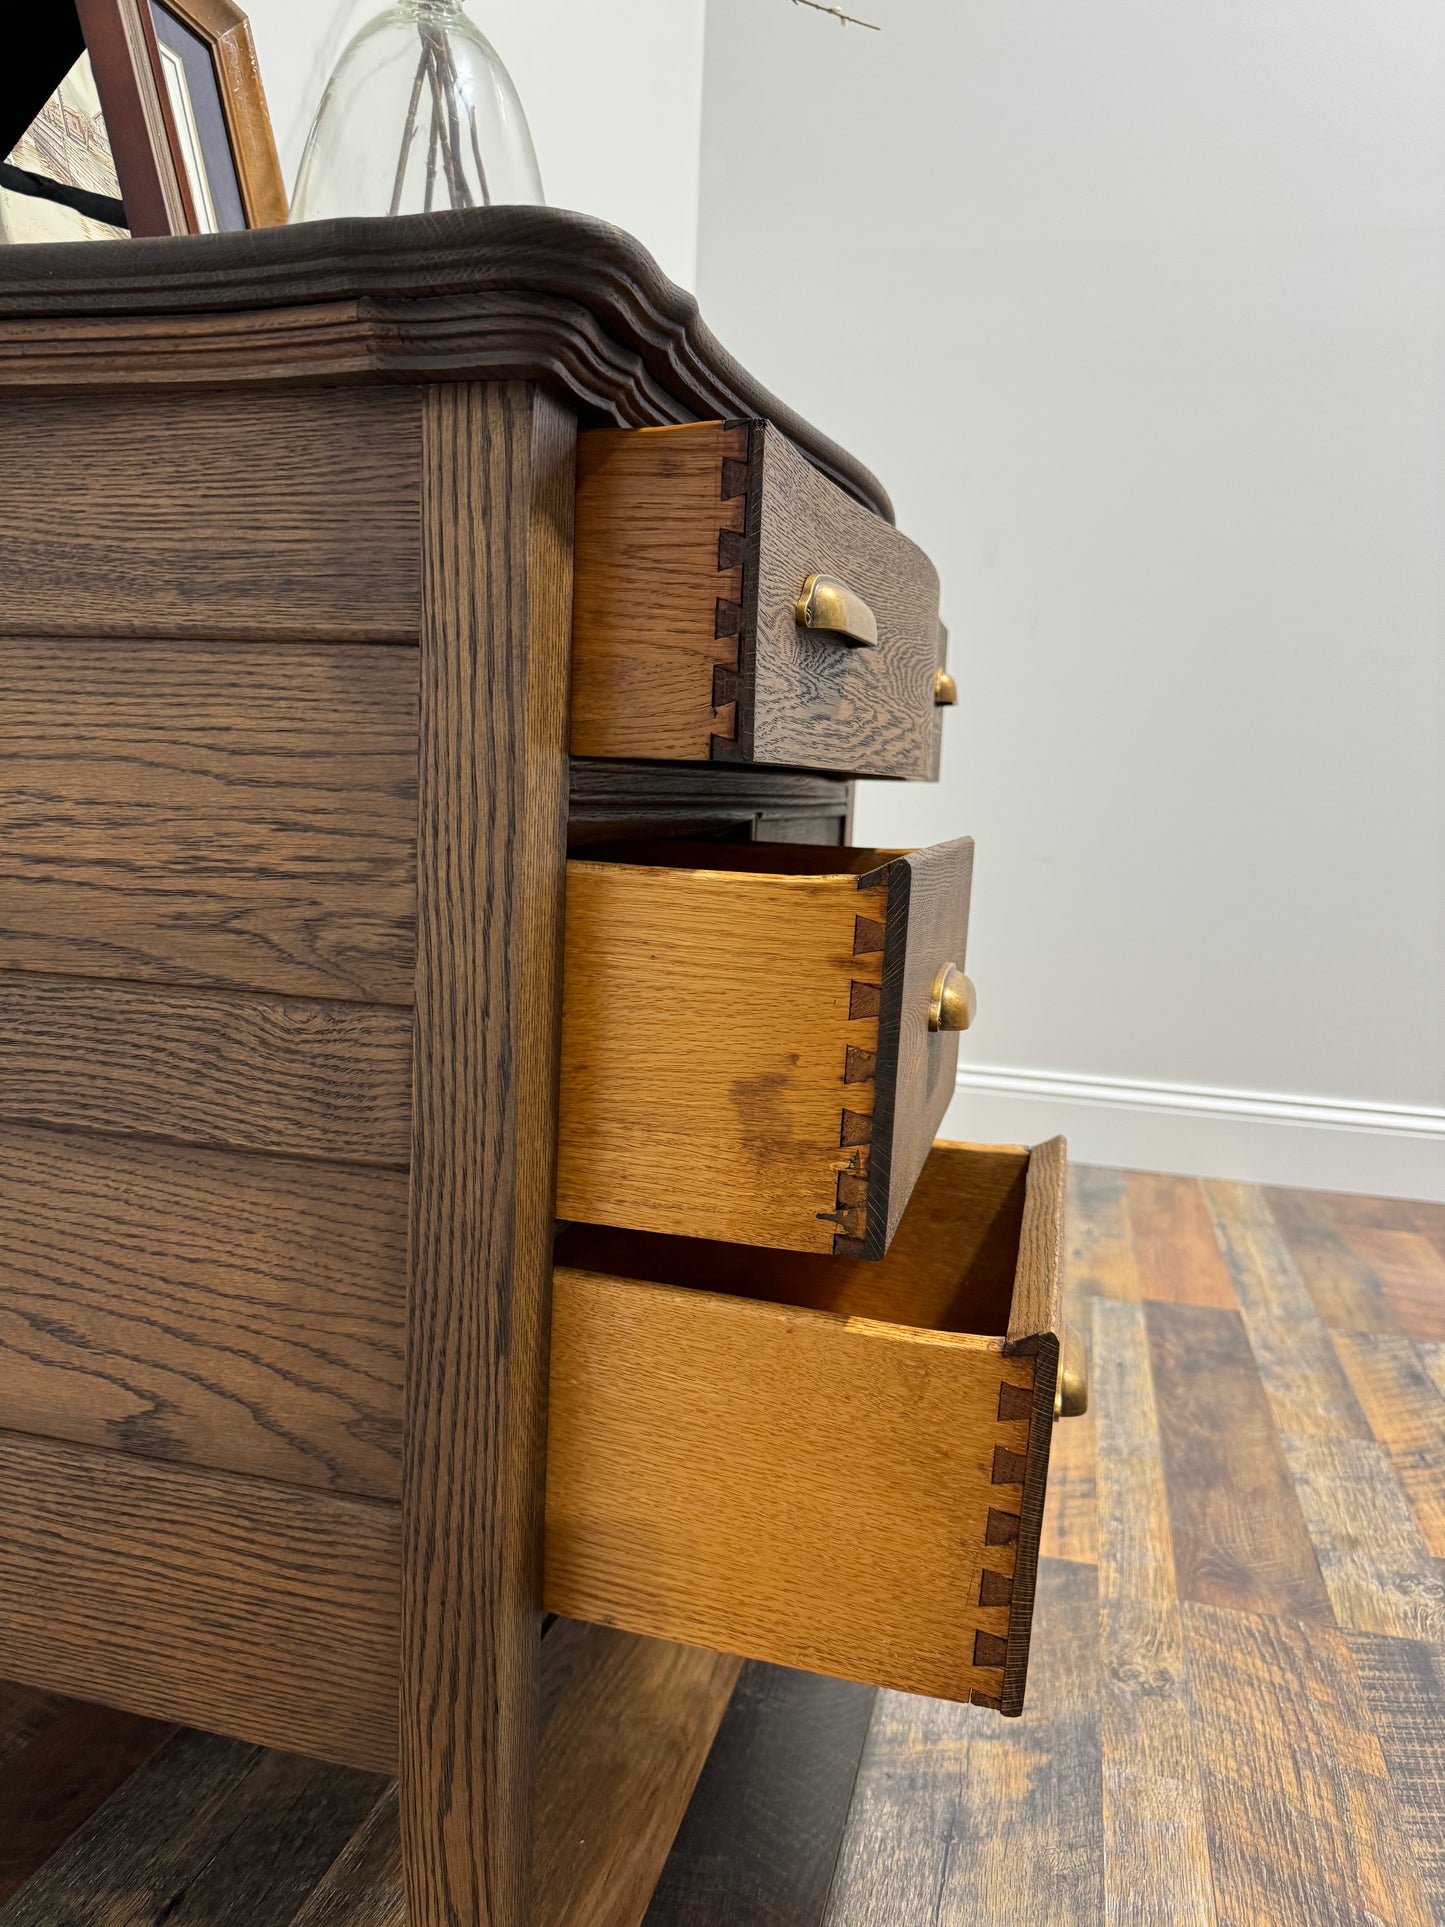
top-left (403, 380), bottom-right (576, 1927)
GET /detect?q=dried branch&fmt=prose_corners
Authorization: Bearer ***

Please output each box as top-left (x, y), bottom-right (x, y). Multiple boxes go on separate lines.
top-left (791, 0), bottom-right (880, 27)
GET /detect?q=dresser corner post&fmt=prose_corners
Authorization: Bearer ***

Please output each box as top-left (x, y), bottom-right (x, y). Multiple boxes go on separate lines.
top-left (403, 379), bottom-right (577, 1927)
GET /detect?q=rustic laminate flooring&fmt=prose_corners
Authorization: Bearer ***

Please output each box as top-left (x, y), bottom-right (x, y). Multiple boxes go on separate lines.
top-left (2, 1170), bottom-right (1443, 1926)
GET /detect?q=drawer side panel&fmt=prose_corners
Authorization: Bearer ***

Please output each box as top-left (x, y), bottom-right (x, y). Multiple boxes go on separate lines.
top-left (545, 1271), bottom-right (1035, 1707)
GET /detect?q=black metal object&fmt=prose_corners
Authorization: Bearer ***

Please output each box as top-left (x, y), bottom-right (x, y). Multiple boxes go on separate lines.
top-left (0, 159), bottom-right (126, 229)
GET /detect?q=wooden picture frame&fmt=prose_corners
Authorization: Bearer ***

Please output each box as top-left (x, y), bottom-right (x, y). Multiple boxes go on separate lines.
top-left (5, 0), bottom-right (285, 238)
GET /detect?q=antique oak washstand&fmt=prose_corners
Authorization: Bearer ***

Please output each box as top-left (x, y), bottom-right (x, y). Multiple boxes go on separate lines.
top-left (0, 209), bottom-right (1082, 1925)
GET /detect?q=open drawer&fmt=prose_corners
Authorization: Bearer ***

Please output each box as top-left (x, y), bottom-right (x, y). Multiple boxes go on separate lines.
top-left (544, 1137), bottom-right (1080, 1715)
top-left (557, 835), bottom-right (975, 1257)
top-left (570, 419), bottom-right (949, 780)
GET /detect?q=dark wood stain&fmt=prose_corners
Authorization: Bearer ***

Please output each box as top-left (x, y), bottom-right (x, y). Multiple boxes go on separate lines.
top-left (0, 636), bottom-right (418, 1002)
top-left (0, 388), bottom-right (420, 641)
top-left (400, 383), bottom-right (575, 1926)
top-left (722, 422), bottom-right (942, 780)
top-left (0, 975), bottom-right (413, 1165)
top-left (0, 1121), bottom-right (405, 1498)
top-left (0, 209), bottom-right (892, 523)
top-left (0, 1429), bottom-right (401, 1773)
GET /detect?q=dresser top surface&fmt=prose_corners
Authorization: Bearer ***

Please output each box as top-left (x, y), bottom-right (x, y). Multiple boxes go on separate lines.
top-left (0, 206), bottom-right (892, 523)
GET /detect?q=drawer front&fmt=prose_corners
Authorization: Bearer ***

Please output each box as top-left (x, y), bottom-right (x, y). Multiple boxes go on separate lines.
top-left (545, 1138), bottom-right (1073, 1714)
top-left (556, 836), bottom-right (974, 1256)
top-left (571, 421), bottom-right (947, 780)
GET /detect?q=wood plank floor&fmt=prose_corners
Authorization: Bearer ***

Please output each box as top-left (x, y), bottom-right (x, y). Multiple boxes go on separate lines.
top-left (2, 1170), bottom-right (1442, 1925)
top-left (824, 1169), bottom-right (1445, 1927)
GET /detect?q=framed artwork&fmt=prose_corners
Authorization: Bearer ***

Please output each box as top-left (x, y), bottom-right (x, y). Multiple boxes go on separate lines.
top-left (2, 0), bottom-right (285, 240)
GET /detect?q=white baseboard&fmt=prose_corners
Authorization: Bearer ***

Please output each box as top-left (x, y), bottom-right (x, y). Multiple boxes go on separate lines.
top-left (944, 1065), bottom-right (1445, 1201)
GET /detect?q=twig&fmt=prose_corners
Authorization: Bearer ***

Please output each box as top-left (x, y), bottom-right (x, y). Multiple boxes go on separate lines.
top-left (791, 0), bottom-right (880, 27)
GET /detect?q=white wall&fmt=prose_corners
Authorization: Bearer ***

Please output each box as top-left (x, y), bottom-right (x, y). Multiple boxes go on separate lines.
top-left (244, 0), bottom-right (708, 287)
top-left (697, 0), bottom-right (1445, 1198)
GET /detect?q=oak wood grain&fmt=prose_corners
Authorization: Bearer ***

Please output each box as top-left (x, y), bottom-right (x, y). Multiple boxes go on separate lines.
top-left (868, 839), bottom-right (975, 1258)
top-left (286, 1627), bottom-right (739, 1927)
top-left (1091, 1296), bottom-right (1215, 1927)
top-left (0, 209), bottom-right (893, 523)
top-left (1184, 1604), bottom-right (1432, 1927)
top-left (0, 975), bottom-right (412, 1164)
top-left (644, 1664), bottom-right (875, 1927)
top-left (401, 382), bottom-right (575, 1927)
top-left (546, 1140), bottom-right (1063, 1708)
top-left (0, 388), bottom-right (419, 639)
top-left (532, 1631), bottom-right (739, 1927)
top-left (0, 637), bottom-right (417, 1001)
top-left (0, 1122), bottom-right (405, 1497)
top-left (1146, 1301), bottom-right (1332, 1620)
top-left (0, 1429), bottom-right (400, 1771)
top-left (732, 421), bottom-right (942, 780)
top-left (557, 844), bottom-right (886, 1252)
top-left (557, 838), bottom-right (971, 1255)
top-left (571, 421), bottom-right (747, 761)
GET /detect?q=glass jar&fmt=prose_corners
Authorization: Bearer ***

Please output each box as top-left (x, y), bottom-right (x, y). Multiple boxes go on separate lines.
top-left (290, 0), bottom-right (543, 222)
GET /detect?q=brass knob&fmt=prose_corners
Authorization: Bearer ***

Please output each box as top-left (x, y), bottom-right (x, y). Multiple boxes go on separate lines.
top-left (927, 963), bottom-right (976, 1032)
top-left (1055, 1326), bottom-right (1088, 1420)
top-left (796, 573), bottom-right (879, 648)
top-left (934, 668), bottom-right (958, 706)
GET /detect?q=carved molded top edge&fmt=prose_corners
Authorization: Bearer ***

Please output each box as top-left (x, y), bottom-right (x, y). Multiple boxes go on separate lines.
top-left (0, 206), bottom-right (893, 523)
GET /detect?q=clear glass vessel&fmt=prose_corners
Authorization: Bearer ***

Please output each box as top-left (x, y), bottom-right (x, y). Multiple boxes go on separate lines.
top-left (289, 0), bottom-right (543, 223)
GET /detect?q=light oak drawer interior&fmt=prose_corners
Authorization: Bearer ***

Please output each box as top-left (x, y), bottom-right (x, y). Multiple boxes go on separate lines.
top-left (570, 419), bottom-right (947, 780)
top-left (545, 1136), bottom-right (1071, 1715)
top-left (557, 836), bottom-right (974, 1257)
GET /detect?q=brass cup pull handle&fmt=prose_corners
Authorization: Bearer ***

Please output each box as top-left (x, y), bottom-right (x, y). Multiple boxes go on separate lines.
top-left (928, 963), bottom-right (976, 1033)
top-left (1056, 1325), bottom-right (1089, 1420)
top-left (796, 573), bottom-right (879, 648)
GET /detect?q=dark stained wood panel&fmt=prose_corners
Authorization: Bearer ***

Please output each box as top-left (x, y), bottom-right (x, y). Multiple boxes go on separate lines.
top-left (0, 209), bottom-right (893, 524)
top-left (0, 638), bottom-right (418, 1001)
top-left (0, 975), bottom-right (412, 1165)
top-left (1146, 1301), bottom-right (1333, 1622)
top-left (644, 1663), bottom-right (875, 1927)
top-left (0, 1123), bottom-right (406, 1498)
top-left (735, 422), bottom-right (942, 780)
top-left (0, 387), bottom-right (420, 640)
top-left (0, 1430), bottom-right (400, 1772)
top-left (401, 383), bottom-right (576, 1927)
